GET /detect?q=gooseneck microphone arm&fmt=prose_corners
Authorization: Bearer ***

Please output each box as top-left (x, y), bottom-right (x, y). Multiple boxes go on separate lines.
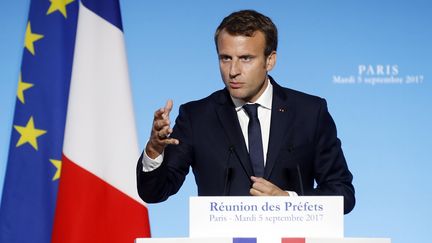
top-left (296, 164), bottom-right (305, 196)
top-left (223, 146), bottom-right (234, 196)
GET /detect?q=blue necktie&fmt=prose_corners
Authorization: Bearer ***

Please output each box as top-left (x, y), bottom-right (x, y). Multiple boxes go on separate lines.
top-left (243, 104), bottom-right (265, 177)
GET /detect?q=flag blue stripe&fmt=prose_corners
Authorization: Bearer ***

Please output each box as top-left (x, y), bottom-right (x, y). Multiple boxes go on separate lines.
top-left (82, 0), bottom-right (123, 31)
top-left (233, 238), bottom-right (257, 243)
top-left (0, 0), bottom-right (78, 242)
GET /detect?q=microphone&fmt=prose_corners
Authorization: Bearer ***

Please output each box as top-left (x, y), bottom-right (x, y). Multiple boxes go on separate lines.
top-left (288, 144), bottom-right (304, 196)
top-left (223, 146), bottom-right (234, 196)
top-left (296, 164), bottom-right (305, 196)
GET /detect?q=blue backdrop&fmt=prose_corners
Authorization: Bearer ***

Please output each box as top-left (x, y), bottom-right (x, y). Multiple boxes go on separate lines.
top-left (1, 1), bottom-right (431, 243)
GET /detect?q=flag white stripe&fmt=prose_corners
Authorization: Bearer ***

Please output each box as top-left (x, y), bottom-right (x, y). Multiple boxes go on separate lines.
top-left (63, 2), bottom-right (142, 204)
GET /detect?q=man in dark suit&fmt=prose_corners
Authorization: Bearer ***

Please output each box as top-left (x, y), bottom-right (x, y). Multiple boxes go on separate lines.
top-left (137, 10), bottom-right (355, 214)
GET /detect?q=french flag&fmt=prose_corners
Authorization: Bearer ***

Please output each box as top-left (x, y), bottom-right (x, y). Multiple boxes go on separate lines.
top-left (52, 0), bottom-right (150, 242)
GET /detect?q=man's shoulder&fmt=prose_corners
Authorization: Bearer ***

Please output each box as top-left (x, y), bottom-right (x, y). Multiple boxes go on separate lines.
top-left (274, 82), bottom-right (325, 106)
top-left (183, 89), bottom-right (229, 106)
top-left (181, 88), bottom-right (228, 109)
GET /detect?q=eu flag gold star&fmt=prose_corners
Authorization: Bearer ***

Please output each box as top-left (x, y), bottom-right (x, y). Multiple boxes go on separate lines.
top-left (14, 116), bottom-right (47, 150)
top-left (17, 73), bottom-right (34, 104)
top-left (24, 22), bottom-right (44, 55)
top-left (50, 159), bottom-right (62, 181)
top-left (47, 0), bottom-right (75, 18)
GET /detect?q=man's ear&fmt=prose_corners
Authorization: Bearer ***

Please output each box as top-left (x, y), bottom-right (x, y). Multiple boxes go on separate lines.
top-left (266, 51), bottom-right (277, 71)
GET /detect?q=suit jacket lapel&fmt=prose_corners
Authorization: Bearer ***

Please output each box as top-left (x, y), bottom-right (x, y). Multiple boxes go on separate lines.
top-left (215, 90), bottom-right (254, 178)
top-left (264, 79), bottom-right (295, 179)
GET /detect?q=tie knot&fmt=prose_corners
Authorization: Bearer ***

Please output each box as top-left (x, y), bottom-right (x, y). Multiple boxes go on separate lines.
top-left (243, 104), bottom-right (259, 119)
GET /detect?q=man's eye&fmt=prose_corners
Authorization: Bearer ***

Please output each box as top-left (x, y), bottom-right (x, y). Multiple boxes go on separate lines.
top-left (241, 56), bottom-right (252, 61)
top-left (220, 56), bottom-right (231, 62)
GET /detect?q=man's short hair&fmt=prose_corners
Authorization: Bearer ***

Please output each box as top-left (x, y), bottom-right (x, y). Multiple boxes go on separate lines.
top-left (214, 10), bottom-right (278, 57)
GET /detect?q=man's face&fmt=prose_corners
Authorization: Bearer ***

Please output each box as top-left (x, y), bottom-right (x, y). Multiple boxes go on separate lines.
top-left (217, 29), bottom-right (276, 103)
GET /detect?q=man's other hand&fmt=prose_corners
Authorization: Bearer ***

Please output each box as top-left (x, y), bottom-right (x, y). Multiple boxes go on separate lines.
top-left (249, 176), bottom-right (289, 196)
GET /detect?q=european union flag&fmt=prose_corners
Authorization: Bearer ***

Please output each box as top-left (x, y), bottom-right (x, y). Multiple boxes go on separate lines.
top-left (0, 0), bottom-right (78, 242)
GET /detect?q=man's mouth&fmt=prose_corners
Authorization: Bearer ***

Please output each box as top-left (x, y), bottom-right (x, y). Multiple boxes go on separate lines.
top-left (229, 82), bottom-right (243, 89)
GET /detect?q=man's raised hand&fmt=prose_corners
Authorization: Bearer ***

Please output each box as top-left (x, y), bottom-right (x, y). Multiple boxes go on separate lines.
top-left (145, 100), bottom-right (179, 159)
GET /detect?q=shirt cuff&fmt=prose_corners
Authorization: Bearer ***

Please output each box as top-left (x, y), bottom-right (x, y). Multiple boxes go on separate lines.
top-left (141, 150), bottom-right (164, 172)
top-left (287, 191), bottom-right (298, 196)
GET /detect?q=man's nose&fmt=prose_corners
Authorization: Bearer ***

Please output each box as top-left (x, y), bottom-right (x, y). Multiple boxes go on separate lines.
top-left (229, 60), bottom-right (240, 79)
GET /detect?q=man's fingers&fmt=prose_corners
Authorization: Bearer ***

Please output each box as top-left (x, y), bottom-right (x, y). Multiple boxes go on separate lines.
top-left (147, 100), bottom-right (177, 158)
top-left (250, 177), bottom-right (266, 194)
top-left (165, 99), bottom-right (173, 112)
top-left (154, 108), bottom-right (165, 119)
top-left (163, 99), bottom-right (174, 118)
top-left (154, 99), bottom-right (173, 119)
top-left (251, 176), bottom-right (272, 187)
top-left (163, 138), bottom-right (179, 145)
top-left (251, 176), bottom-right (265, 183)
top-left (250, 187), bottom-right (264, 196)
top-left (156, 126), bottom-right (172, 139)
top-left (250, 176), bottom-right (287, 196)
top-left (251, 180), bottom-right (268, 193)
top-left (154, 118), bottom-right (170, 130)
top-left (153, 136), bottom-right (179, 145)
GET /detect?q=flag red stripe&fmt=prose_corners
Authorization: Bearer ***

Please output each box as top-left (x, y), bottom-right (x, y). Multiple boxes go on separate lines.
top-left (281, 238), bottom-right (306, 243)
top-left (52, 155), bottom-right (150, 242)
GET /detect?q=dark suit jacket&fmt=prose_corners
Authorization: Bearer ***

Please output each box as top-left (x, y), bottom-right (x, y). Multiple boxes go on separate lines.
top-left (137, 77), bottom-right (355, 214)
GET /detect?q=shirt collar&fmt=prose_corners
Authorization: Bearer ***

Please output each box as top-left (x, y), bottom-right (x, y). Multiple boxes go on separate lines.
top-left (232, 79), bottom-right (273, 111)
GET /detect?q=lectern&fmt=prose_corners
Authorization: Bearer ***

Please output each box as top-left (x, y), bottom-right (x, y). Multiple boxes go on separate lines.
top-left (136, 196), bottom-right (390, 243)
